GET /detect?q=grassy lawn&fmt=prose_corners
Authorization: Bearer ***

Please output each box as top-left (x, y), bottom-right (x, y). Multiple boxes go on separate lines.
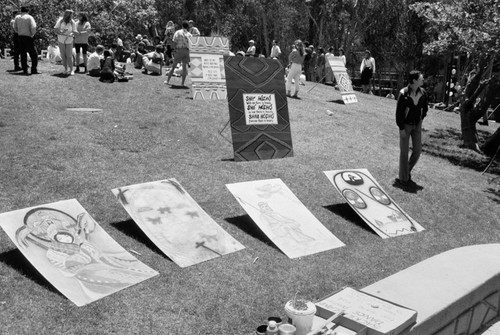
top-left (0, 59), bottom-right (499, 334)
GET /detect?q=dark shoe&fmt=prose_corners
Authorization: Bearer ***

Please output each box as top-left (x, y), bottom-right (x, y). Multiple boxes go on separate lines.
top-left (14, 67), bottom-right (22, 71)
top-left (23, 71), bottom-right (29, 75)
top-left (142, 70), bottom-right (148, 74)
top-left (75, 67), bottom-right (80, 73)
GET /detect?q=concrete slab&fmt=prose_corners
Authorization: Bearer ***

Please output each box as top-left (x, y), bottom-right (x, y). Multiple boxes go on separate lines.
top-left (361, 244), bottom-right (500, 335)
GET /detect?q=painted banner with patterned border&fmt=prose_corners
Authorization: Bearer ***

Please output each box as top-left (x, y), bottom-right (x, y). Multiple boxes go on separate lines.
top-left (224, 56), bottom-right (293, 161)
top-left (326, 55), bottom-right (357, 104)
top-left (189, 36), bottom-right (230, 100)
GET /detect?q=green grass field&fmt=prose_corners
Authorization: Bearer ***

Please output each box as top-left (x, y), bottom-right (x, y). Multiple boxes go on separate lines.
top-left (0, 59), bottom-right (499, 335)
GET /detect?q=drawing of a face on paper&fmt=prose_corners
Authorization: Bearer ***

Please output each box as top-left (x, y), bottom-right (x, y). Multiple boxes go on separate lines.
top-left (7, 202), bottom-right (158, 306)
top-left (329, 170), bottom-right (424, 238)
top-left (115, 179), bottom-right (244, 267)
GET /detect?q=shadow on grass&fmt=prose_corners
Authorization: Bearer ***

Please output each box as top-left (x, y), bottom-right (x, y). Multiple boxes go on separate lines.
top-left (327, 99), bottom-right (345, 105)
top-left (485, 187), bottom-right (500, 204)
top-left (323, 203), bottom-right (377, 236)
top-left (224, 215), bottom-right (280, 252)
top-left (0, 249), bottom-right (62, 297)
top-left (423, 127), bottom-right (500, 175)
top-left (111, 219), bottom-right (174, 262)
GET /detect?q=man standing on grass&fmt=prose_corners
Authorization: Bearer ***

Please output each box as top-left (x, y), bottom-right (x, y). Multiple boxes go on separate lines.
top-left (10, 10), bottom-right (21, 71)
top-left (165, 20), bottom-right (192, 88)
top-left (14, 6), bottom-right (39, 75)
top-left (395, 70), bottom-right (428, 191)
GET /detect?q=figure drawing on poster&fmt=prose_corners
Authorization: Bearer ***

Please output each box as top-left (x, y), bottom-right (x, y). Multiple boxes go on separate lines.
top-left (226, 178), bottom-right (344, 259)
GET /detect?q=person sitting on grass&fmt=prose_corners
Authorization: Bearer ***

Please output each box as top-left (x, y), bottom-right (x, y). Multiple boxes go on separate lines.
top-left (87, 44), bottom-right (104, 77)
top-left (142, 45), bottom-right (164, 75)
top-left (99, 49), bottom-right (115, 83)
top-left (47, 39), bottom-right (62, 64)
top-left (131, 41), bottom-right (146, 69)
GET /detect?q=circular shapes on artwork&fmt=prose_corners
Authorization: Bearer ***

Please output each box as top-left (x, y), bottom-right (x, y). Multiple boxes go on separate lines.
top-left (342, 189), bottom-right (367, 209)
top-left (369, 187), bottom-right (391, 205)
top-left (341, 172), bottom-right (364, 186)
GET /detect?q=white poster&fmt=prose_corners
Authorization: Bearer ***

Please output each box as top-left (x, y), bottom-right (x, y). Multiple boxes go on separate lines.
top-left (201, 55), bottom-right (222, 80)
top-left (112, 179), bottom-right (245, 268)
top-left (0, 199), bottom-right (158, 306)
top-left (324, 169), bottom-right (424, 238)
top-left (226, 178), bottom-right (344, 259)
top-left (243, 93), bottom-right (278, 125)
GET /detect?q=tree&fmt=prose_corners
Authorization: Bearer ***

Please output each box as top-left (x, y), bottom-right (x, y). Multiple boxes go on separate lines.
top-left (412, 0), bottom-right (500, 151)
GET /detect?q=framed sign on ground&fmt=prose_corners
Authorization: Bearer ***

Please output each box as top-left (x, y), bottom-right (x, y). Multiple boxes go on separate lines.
top-left (189, 36), bottom-right (230, 100)
top-left (326, 55), bottom-right (357, 104)
top-left (224, 56), bottom-right (293, 161)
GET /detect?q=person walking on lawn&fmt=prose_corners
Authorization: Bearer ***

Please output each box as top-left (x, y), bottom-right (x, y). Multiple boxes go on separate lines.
top-left (395, 70), bottom-right (428, 191)
top-left (165, 20), bottom-right (192, 88)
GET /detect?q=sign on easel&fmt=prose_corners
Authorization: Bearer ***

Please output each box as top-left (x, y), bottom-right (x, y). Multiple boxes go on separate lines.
top-left (326, 55), bottom-right (357, 104)
top-left (189, 36), bottom-right (230, 100)
top-left (224, 56), bottom-right (293, 161)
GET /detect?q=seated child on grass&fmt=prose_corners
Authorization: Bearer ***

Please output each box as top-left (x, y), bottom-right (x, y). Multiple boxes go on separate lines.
top-left (87, 45), bottom-right (104, 77)
top-left (99, 50), bottom-right (115, 83)
top-left (47, 39), bottom-right (62, 64)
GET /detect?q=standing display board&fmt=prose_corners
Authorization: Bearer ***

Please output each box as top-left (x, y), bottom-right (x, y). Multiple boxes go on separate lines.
top-left (224, 56), bottom-right (293, 161)
top-left (112, 179), bottom-right (245, 268)
top-left (324, 169), bottom-right (424, 238)
top-left (189, 36), bottom-right (230, 100)
top-left (326, 55), bottom-right (357, 104)
top-left (226, 178), bottom-right (345, 258)
top-left (0, 199), bottom-right (158, 306)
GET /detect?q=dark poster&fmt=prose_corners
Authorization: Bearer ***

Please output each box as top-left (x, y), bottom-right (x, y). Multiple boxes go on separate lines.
top-left (224, 56), bottom-right (293, 161)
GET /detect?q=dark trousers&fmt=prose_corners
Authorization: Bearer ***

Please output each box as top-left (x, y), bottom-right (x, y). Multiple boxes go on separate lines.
top-left (18, 35), bottom-right (38, 73)
top-left (12, 33), bottom-right (20, 69)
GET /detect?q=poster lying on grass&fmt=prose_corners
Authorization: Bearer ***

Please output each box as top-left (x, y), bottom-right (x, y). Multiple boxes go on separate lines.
top-left (326, 55), bottom-right (357, 104)
top-left (189, 36), bottom-right (230, 100)
top-left (324, 169), bottom-right (424, 238)
top-left (112, 179), bottom-right (245, 268)
top-left (226, 178), bottom-right (345, 258)
top-left (224, 56), bottom-right (293, 161)
top-left (0, 199), bottom-right (158, 307)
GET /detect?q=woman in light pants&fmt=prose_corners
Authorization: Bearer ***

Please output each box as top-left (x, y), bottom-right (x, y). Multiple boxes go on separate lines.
top-left (286, 40), bottom-right (305, 99)
top-left (54, 9), bottom-right (77, 75)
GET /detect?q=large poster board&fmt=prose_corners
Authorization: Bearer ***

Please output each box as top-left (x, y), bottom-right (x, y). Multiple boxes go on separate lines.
top-left (326, 55), bottom-right (357, 104)
top-left (226, 178), bottom-right (345, 258)
top-left (0, 199), bottom-right (158, 306)
top-left (112, 179), bottom-right (245, 268)
top-left (224, 56), bottom-right (293, 161)
top-left (189, 36), bottom-right (230, 100)
top-left (324, 169), bottom-right (424, 238)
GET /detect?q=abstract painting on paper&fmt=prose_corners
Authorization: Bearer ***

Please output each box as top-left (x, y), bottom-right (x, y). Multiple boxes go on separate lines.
top-left (0, 199), bottom-right (159, 307)
top-left (112, 179), bottom-right (245, 268)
